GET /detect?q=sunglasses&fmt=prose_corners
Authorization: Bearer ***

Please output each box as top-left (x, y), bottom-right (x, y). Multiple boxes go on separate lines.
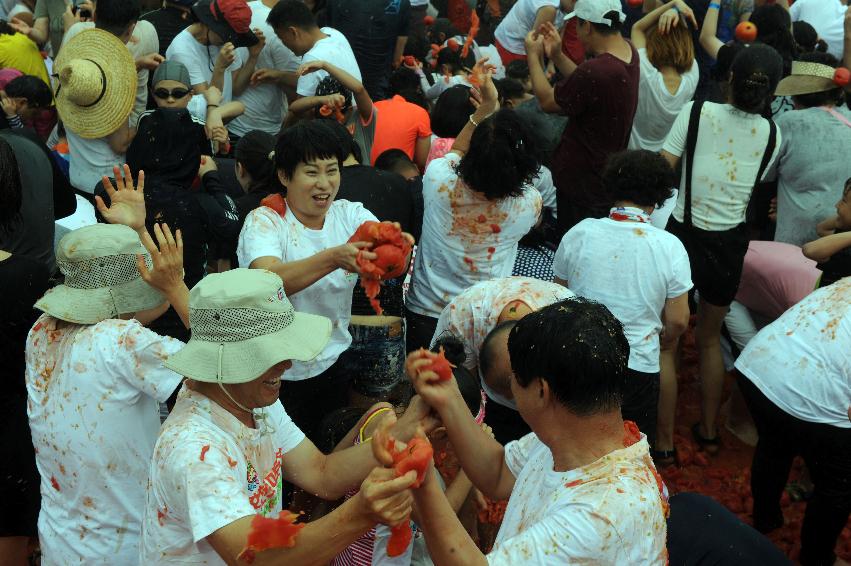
top-left (153, 87), bottom-right (191, 100)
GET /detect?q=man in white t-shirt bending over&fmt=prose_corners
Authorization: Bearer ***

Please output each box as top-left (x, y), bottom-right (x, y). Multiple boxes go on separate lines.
top-left (406, 298), bottom-right (669, 565)
top-left (266, 0), bottom-right (361, 100)
top-left (142, 268), bottom-right (431, 564)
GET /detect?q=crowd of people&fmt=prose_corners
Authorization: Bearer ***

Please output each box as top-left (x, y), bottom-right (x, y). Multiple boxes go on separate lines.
top-left (1, 0), bottom-right (850, 564)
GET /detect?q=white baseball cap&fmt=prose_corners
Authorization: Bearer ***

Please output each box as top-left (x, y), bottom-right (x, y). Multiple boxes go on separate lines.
top-left (564, 0), bottom-right (626, 27)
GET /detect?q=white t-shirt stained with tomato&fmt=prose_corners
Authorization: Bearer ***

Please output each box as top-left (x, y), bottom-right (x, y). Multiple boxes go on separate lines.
top-left (25, 315), bottom-right (184, 566)
top-left (236, 200), bottom-right (377, 380)
top-left (407, 153), bottom-right (542, 319)
top-left (141, 385), bottom-right (306, 564)
top-left (487, 433), bottom-right (668, 565)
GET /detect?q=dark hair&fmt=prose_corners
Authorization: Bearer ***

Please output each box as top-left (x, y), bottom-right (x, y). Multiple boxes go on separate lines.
top-left (578, 11), bottom-right (623, 36)
top-left (428, 17), bottom-right (459, 45)
top-left (457, 109), bottom-right (539, 199)
top-left (0, 137), bottom-right (22, 234)
top-left (792, 52), bottom-right (845, 108)
top-left (374, 148), bottom-right (415, 175)
top-left (94, 0), bottom-right (141, 36)
top-left (436, 44), bottom-right (475, 75)
top-left (508, 298), bottom-right (628, 416)
top-left (793, 21), bottom-right (827, 53)
top-left (750, 5), bottom-right (797, 75)
top-left (274, 121), bottom-right (345, 179)
top-left (404, 35), bottom-right (430, 62)
top-left (431, 84), bottom-right (473, 138)
top-left (389, 67), bottom-right (428, 110)
top-left (313, 75), bottom-right (352, 118)
top-left (5, 76), bottom-right (52, 109)
top-left (505, 60), bottom-right (529, 81)
top-left (267, 0), bottom-right (317, 30)
top-left (324, 118), bottom-right (362, 163)
top-left (235, 131), bottom-right (280, 193)
top-left (480, 320), bottom-right (517, 386)
top-left (604, 150), bottom-right (674, 208)
top-left (431, 334), bottom-right (481, 416)
top-left (729, 43), bottom-right (783, 114)
top-left (0, 19), bottom-right (15, 36)
top-left (494, 78), bottom-right (525, 106)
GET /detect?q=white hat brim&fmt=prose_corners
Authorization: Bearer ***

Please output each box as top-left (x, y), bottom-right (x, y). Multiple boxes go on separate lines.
top-left (164, 312), bottom-right (333, 384)
top-left (35, 276), bottom-right (165, 325)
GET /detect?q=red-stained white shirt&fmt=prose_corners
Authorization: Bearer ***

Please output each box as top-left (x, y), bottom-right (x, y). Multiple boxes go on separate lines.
top-left (25, 315), bottom-right (183, 565)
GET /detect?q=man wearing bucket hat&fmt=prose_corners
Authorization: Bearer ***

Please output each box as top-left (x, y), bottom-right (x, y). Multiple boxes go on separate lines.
top-left (166, 0), bottom-right (265, 118)
top-left (765, 53), bottom-right (851, 247)
top-left (141, 268), bottom-right (432, 564)
top-left (25, 211), bottom-right (191, 565)
top-left (525, 0), bottom-right (640, 235)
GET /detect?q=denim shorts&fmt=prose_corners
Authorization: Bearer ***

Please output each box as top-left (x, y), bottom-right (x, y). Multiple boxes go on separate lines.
top-left (341, 318), bottom-right (406, 399)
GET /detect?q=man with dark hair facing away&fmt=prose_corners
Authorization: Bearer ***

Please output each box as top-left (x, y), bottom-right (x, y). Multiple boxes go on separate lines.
top-left (403, 298), bottom-right (668, 564)
top-left (526, 0), bottom-right (639, 235)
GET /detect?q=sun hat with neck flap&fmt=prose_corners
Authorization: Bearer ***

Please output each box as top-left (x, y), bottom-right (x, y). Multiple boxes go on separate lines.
top-left (34, 224), bottom-right (166, 324)
top-left (164, 269), bottom-right (332, 384)
top-left (192, 0), bottom-right (258, 49)
top-left (52, 28), bottom-right (137, 139)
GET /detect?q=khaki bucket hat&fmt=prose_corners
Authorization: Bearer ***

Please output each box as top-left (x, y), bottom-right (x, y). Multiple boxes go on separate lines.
top-left (35, 224), bottom-right (165, 324)
top-left (53, 28), bottom-right (137, 139)
top-left (165, 269), bottom-right (332, 384)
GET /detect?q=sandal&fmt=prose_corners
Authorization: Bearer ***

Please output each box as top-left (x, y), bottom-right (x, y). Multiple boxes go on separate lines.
top-left (692, 422), bottom-right (721, 453)
top-left (651, 448), bottom-right (678, 467)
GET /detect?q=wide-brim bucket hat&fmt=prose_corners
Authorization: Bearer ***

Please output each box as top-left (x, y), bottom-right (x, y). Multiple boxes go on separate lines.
top-left (53, 29), bottom-right (137, 139)
top-left (165, 269), bottom-right (331, 384)
top-left (192, 0), bottom-right (259, 49)
top-left (775, 61), bottom-right (850, 96)
top-left (35, 224), bottom-right (165, 324)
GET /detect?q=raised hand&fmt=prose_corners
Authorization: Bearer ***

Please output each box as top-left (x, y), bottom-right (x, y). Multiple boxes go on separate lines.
top-left (215, 42), bottom-right (236, 70)
top-left (297, 60), bottom-right (326, 76)
top-left (249, 28), bottom-right (266, 58)
top-left (137, 223), bottom-right (185, 295)
top-left (8, 17), bottom-right (31, 36)
top-left (96, 164), bottom-right (146, 231)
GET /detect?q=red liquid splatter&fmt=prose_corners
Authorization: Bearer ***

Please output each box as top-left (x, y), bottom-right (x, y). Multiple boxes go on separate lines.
top-left (50, 475), bottom-right (60, 491)
top-left (238, 511), bottom-right (305, 563)
top-left (385, 436), bottom-right (434, 557)
top-left (200, 445), bottom-right (210, 462)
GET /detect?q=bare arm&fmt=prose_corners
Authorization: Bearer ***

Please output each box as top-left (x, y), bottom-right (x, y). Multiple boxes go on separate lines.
top-left (106, 120), bottom-right (136, 154)
top-left (443, 469), bottom-right (474, 513)
top-left (525, 31), bottom-right (561, 113)
top-left (817, 215), bottom-right (839, 237)
top-left (700, 1), bottom-right (723, 60)
top-left (661, 149), bottom-right (681, 170)
top-left (9, 15), bottom-right (49, 46)
top-left (802, 231), bottom-right (851, 263)
top-left (413, 135), bottom-right (431, 171)
top-left (844, 8), bottom-right (851, 72)
top-left (633, 0), bottom-right (697, 50)
top-left (531, 5), bottom-right (557, 33)
top-left (232, 54), bottom-right (260, 97)
top-left (661, 292), bottom-right (690, 348)
top-left (299, 60), bottom-right (374, 123)
top-left (393, 36), bottom-right (408, 68)
top-left (249, 244), bottom-right (369, 297)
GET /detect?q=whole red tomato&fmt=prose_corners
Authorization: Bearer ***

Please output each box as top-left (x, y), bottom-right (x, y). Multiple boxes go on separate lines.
top-left (735, 21), bottom-right (758, 43)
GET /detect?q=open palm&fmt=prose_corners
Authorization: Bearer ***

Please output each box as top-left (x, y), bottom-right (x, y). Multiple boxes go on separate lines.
top-left (95, 164), bottom-right (146, 231)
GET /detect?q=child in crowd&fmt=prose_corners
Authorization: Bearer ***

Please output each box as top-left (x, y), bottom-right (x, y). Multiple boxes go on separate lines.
top-left (0, 74), bottom-right (51, 130)
top-left (803, 178), bottom-right (851, 288)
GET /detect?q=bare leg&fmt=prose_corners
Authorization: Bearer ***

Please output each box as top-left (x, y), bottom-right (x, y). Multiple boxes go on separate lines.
top-left (696, 298), bottom-right (730, 444)
top-left (656, 340), bottom-right (679, 454)
top-left (0, 536), bottom-right (30, 566)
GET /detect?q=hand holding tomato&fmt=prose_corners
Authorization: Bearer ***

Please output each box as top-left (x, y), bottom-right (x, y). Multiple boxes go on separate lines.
top-left (354, 465), bottom-right (416, 527)
top-left (406, 349), bottom-right (461, 412)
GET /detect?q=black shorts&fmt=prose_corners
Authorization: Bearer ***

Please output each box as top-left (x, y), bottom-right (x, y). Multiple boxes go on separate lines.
top-left (667, 219), bottom-right (749, 307)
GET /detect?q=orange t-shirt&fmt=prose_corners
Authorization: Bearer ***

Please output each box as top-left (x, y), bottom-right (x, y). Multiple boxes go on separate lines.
top-left (370, 95), bottom-right (432, 165)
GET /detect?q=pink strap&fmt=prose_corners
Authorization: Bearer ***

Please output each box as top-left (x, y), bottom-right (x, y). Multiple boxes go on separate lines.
top-left (820, 106), bottom-right (851, 128)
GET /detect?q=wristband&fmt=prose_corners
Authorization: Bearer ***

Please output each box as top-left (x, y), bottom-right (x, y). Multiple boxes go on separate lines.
top-left (206, 104), bottom-right (219, 109)
top-left (469, 112), bottom-right (492, 127)
top-left (709, 2), bottom-right (720, 9)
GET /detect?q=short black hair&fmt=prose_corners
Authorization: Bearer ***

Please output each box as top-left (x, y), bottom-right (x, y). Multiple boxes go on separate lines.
top-left (436, 44), bottom-right (476, 75)
top-left (323, 118), bottom-right (362, 164)
top-left (0, 137), bottom-right (22, 234)
top-left (505, 60), bottom-right (529, 81)
top-left (374, 148), bottom-right (415, 174)
top-left (494, 78), bottom-right (525, 104)
top-left (267, 0), bottom-right (317, 31)
top-left (508, 298), bottom-right (628, 416)
top-left (5, 76), bottom-right (52, 109)
top-left (431, 84), bottom-right (473, 138)
top-left (457, 108), bottom-right (540, 199)
top-left (793, 52), bottom-right (845, 109)
top-left (603, 150), bottom-right (674, 209)
top-left (274, 121), bottom-right (345, 179)
top-left (480, 320), bottom-right (517, 384)
top-left (94, 0), bottom-right (141, 36)
top-left (389, 68), bottom-right (429, 110)
top-left (431, 334), bottom-right (481, 416)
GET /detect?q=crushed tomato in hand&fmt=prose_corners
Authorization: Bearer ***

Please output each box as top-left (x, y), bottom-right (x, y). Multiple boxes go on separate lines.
top-left (237, 511), bottom-right (305, 564)
top-left (348, 221), bottom-right (412, 315)
top-left (384, 435), bottom-right (434, 556)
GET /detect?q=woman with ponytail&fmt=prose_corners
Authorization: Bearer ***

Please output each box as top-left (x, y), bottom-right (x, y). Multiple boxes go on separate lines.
top-left (657, 44), bottom-right (783, 458)
top-left (232, 130), bottom-right (281, 223)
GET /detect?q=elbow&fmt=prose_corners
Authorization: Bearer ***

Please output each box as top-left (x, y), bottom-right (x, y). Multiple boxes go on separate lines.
top-left (802, 243), bottom-right (828, 263)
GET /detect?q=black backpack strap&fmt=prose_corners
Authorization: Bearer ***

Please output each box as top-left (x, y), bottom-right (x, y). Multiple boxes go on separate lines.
top-left (683, 100), bottom-right (704, 229)
top-left (753, 118), bottom-right (778, 189)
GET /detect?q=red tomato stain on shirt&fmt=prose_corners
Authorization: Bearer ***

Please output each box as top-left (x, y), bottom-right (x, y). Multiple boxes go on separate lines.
top-left (476, 214), bottom-right (487, 223)
top-left (565, 479), bottom-right (584, 488)
top-left (227, 455), bottom-right (238, 468)
top-left (50, 475), bottom-right (60, 491)
top-left (490, 224), bottom-right (501, 234)
top-left (238, 511), bottom-right (305, 563)
top-left (261, 193), bottom-right (287, 218)
top-left (200, 445), bottom-right (210, 462)
top-left (157, 506), bottom-right (168, 526)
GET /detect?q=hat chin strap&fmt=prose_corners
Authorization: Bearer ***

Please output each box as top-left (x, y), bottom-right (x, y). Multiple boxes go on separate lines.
top-left (218, 381), bottom-right (253, 415)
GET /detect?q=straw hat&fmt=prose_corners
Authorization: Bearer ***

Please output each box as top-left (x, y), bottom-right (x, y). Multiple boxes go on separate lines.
top-left (775, 61), bottom-right (850, 96)
top-left (165, 269), bottom-right (332, 384)
top-left (53, 29), bottom-right (137, 139)
top-left (35, 224), bottom-right (165, 324)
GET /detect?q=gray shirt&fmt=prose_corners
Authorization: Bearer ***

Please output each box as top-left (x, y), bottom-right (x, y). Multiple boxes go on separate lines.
top-left (0, 131), bottom-right (55, 273)
top-left (766, 105), bottom-right (851, 246)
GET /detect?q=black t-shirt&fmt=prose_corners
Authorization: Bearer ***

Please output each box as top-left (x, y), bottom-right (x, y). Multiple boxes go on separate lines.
top-left (140, 6), bottom-right (193, 57)
top-left (326, 0), bottom-right (410, 100)
top-left (817, 232), bottom-right (851, 288)
top-left (338, 164), bottom-right (415, 317)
